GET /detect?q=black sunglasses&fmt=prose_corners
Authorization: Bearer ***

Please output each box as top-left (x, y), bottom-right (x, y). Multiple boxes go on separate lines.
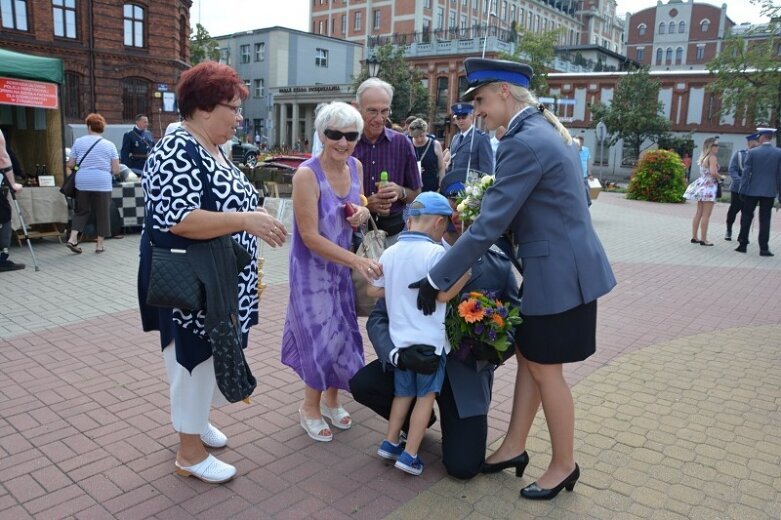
top-left (324, 129), bottom-right (360, 142)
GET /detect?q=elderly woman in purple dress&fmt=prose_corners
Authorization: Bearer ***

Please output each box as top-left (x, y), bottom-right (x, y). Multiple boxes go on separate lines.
top-left (281, 102), bottom-right (381, 442)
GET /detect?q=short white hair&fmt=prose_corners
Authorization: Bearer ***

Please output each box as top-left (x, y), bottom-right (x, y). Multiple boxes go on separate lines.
top-left (315, 102), bottom-right (364, 137)
top-left (356, 77), bottom-right (394, 106)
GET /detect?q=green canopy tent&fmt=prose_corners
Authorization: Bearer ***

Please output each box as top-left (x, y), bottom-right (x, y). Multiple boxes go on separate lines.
top-left (0, 47), bottom-right (66, 183)
top-left (0, 48), bottom-right (64, 84)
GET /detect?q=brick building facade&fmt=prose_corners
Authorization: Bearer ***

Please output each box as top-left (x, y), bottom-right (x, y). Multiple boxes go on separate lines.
top-left (0, 0), bottom-right (191, 135)
top-left (624, 0), bottom-right (733, 70)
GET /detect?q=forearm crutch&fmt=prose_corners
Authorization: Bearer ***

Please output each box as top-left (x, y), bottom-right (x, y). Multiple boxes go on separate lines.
top-left (8, 189), bottom-right (40, 271)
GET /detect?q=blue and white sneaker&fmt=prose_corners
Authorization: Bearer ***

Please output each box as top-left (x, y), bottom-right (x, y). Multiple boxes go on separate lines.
top-left (377, 439), bottom-right (405, 461)
top-left (394, 451), bottom-right (424, 475)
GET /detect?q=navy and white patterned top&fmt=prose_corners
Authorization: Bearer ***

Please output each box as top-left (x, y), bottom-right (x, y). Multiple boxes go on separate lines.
top-left (141, 127), bottom-right (260, 339)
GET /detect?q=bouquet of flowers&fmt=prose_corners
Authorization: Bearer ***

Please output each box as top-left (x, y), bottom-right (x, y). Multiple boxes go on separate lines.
top-left (455, 173), bottom-right (494, 222)
top-left (445, 290), bottom-right (522, 364)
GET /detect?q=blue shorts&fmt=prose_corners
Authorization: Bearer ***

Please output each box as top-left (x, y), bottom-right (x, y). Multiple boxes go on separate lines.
top-left (394, 353), bottom-right (447, 397)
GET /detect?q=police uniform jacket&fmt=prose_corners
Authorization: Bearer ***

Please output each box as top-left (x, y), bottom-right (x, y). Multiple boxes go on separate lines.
top-left (430, 108), bottom-right (616, 316)
top-left (728, 149), bottom-right (748, 194)
top-left (740, 142), bottom-right (781, 200)
top-left (449, 127), bottom-right (494, 175)
top-left (367, 243), bottom-right (520, 418)
top-left (121, 127), bottom-right (154, 170)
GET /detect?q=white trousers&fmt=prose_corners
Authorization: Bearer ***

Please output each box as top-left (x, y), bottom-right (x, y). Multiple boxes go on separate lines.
top-left (163, 342), bottom-right (228, 434)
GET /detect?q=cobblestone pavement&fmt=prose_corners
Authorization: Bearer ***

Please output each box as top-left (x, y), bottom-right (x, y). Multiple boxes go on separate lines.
top-left (0, 193), bottom-right (780, 519)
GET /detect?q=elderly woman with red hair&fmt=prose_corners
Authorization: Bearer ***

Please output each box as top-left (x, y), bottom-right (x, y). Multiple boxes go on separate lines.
top-left (138, 61), bottom-right (286, 484)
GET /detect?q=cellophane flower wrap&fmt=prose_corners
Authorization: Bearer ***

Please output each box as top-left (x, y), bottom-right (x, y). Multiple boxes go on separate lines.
top-left (455, 173), bottom-right (494, 222)
top-left (446, 290), bottom-right (522, 359)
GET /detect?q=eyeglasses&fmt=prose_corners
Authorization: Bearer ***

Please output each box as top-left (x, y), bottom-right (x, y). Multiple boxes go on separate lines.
top-left (218, 103), bottom-right (243, 116)
top-left (323, 128), bottom-right (360, 142)
top-left (364, 107), bottom-right (392, 119)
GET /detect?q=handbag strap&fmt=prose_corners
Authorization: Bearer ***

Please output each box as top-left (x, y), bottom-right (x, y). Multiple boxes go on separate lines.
top-left (358, 211), bottom-right (383, 257)
top-left (76, 137), bottom-right (103, 169)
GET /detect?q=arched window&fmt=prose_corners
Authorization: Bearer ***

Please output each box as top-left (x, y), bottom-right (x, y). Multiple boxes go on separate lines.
top-left (436, 77), bottom-right (449, 111)
top-left (665, 47), bottom-right (673, 63)
top-left (700, 19), bottom-right (710, 32)
top-left (123, 3), bottom-right (145, 47)
top-left (656, 47), bottom-right (663, 64)
top-left (63, 72), bottom-right (82, 120)
top-left (638, 23), bottom-right (646, 36)
top-left (679, 21), bottom-right (686, 33)
top-left (658, 22), bottom-right (666, 34)
top-left (122, 78), bottom-right (149, 121)
top-left (675, 47), bottom-right (683, 64)
top-left (669, 21), bottom-right (675, 34)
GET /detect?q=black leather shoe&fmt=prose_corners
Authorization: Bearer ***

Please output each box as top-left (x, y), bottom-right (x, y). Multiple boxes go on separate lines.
top-left (520, 464), bottom-right (580, 500)
top-left (724, 232), bottom-right (732, 241)
top-left (735, 245), bottom-right (747, 253)
top-left (481, 451), bottom-right (529, 477)
top-left (760, 250), bottom-right (774, 257)
top-left (690, 238), bottom-right (699, 244)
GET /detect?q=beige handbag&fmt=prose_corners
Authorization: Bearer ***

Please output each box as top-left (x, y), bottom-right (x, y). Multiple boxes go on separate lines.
top-left (351, 217), bottom-right (387, 317)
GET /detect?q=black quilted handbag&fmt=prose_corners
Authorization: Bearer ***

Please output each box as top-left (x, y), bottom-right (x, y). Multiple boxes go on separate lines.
top-left (211, 317), bottom-right (257, 403)
top-left (146, 246), bottom-right (205, 311)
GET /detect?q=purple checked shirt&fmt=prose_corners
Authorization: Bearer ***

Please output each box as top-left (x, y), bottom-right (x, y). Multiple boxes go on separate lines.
top-left (353, 127), bottom-right (421, 214)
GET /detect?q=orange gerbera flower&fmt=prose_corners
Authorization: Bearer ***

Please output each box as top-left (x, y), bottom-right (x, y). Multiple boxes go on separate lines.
top-left (468, 291), bottom-right (484, 298)
top-left (458, 298), bottom-right (485, 323)
top-left (492, 314), bottom-right (505, 328)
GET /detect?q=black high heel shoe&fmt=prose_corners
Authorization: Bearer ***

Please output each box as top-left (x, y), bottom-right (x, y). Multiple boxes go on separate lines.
top-left (480, 451), bottom-right (529, 477)
top-left (520, 464), bottom-right (580, 500)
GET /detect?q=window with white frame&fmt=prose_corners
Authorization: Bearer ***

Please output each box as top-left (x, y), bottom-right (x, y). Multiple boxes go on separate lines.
top-left (449, 10), bottom-right (455, 28)
top-left (696, 44), bottom-right (705, 60)
top-left (254, 79), bottom-right (264, 98)
top-left (240, 44), bottom-right (250, 63)
top-left (316, 48), bottom-right (328, 67)
top-left (53, 0), bottom-right (77, 38)
top-left (437, 7), bottom-right (444, 29)
top-left (255, 42), bottom-right (264, 61)
top-left (373, 9), bottom-right (380, 29)
top-left (424, 0), bottom-right (431, 7)
top-left (636, 47), bottom-right (645, 61)
top-left (341, 14), bottom-right (346, 33)
top-left (1, 0), bottom-right (29, 31)
top-left (354, 11), bottom-right (361, 30)
top-left (675, 47), bottom-right (683, 64)
top-left (123, 3), bottom-right (145, 47)
top-left (700, 19), bottom-right (710, 32)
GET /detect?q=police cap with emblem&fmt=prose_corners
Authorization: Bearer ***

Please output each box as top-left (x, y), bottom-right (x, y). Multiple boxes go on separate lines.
top-left (756, 127), bottom-right (777, 137)
top-left (451, 103), bottom-right (474, 116)
top-left (461, 58), bottom-right (534, 102)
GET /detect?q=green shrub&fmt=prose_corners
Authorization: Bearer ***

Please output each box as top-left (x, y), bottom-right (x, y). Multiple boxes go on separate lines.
top-left (627, 149), bottom-right (687, 203)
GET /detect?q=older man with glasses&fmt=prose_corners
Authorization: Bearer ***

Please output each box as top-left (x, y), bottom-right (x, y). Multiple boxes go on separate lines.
top-left (352, 78), bottom-right (421, 245)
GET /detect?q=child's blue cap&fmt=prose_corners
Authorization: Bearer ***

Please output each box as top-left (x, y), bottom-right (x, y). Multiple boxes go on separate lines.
top-left (407, 191), bottom-right (453, 217)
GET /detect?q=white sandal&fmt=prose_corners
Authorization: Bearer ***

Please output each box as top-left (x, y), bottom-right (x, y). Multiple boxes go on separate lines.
top-left (174, 454), bottom-right (236, 484)
top-left (200, 423), bottom-right (228, 448)
top-left (299, 409), bottom-right (332, 442)
top-left (320, 404), bottom-right (352, 430)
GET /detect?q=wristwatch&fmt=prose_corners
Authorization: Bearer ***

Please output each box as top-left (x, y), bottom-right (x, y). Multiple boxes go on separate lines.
top-left (400, 187), bottom-right (407, 202)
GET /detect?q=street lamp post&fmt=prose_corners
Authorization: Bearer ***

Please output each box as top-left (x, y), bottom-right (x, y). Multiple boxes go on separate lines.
top-left (366, 54), bottom-right (380, 78)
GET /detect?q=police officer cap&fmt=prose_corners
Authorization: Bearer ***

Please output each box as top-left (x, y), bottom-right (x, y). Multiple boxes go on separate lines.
top-left (451, 103), bottom-right (474, 116)
top-left (440, 167), bottom-right (468, 197)
top-left (756, 127), bottom-right (777, 136)
top-left (462, 58), bottom-right (534, 101)
top-left (746, 133), bottom-right (760, 141)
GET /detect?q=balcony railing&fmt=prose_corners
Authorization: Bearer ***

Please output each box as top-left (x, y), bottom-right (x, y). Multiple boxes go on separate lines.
top-left (367, 24), bottom-right (517, 48)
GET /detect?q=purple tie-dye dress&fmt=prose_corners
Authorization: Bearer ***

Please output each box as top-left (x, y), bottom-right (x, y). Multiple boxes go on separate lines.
top-left (281, 156), bottom-right (365, 391)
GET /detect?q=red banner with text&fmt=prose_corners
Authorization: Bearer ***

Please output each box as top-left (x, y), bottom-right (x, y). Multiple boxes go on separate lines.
top-left (0, 77), bottom-right (59, 109)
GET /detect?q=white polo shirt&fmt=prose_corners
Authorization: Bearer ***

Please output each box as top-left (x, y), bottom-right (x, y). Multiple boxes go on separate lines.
top-left (371, 232), bottom-right (451, 359)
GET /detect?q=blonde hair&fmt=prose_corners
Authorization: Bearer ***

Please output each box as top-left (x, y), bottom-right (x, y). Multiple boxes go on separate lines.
top-left (505, 84), bottom-right (572, 145)
top-left (698, 137), bottom-right (719, 166)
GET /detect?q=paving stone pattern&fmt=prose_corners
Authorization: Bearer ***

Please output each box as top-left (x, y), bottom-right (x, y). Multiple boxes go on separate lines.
top-left (0, 193), bottom-right (779, 519)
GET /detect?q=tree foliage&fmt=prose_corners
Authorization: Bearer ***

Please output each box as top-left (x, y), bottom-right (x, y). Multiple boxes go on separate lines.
top-left (706, 30), bottom-right (781, 144)
top-left (351, 44), bottom-right (430, 123)
top-left (627, 149), bottom-right (687, 203)
top-left (190, 23), bottom-right (220, 65)
top-left (590, 68), bottom-right (671, 160)
top-left (500, 29), bottom-right (560, 95)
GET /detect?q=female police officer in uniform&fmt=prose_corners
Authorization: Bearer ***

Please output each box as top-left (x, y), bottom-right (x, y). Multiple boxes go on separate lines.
top-left (411, 58), bottom-right (616, 500)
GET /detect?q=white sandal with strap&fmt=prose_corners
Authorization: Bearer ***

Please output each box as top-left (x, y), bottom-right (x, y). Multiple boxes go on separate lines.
top-left (299, 409), bottom-right (333, 442)
top-left (320, 404), bottom-right (352, 430)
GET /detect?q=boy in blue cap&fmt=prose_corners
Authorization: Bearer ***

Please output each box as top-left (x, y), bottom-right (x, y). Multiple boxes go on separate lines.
top-left (367, 191), bottom-right (470, 475)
